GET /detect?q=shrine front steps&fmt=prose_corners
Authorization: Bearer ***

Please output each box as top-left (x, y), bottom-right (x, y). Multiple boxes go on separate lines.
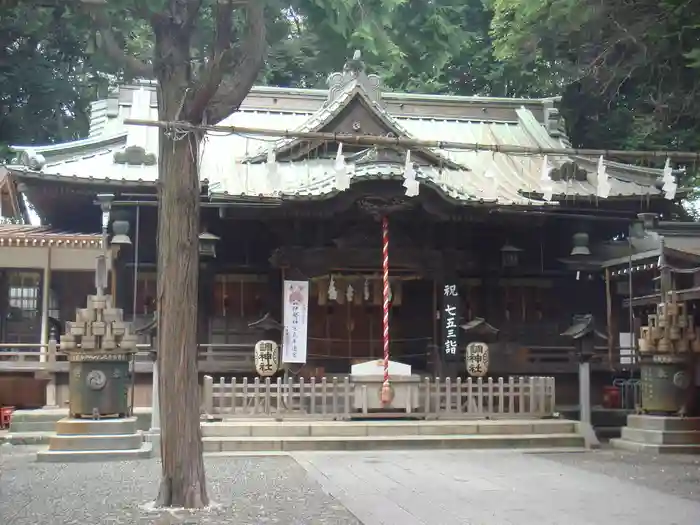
top-left (201, 419), bottom-right (585, 453)
top-left (35, 417), bottom-right (152, 463)
top-left (611, 415), bottom-right (700, 455)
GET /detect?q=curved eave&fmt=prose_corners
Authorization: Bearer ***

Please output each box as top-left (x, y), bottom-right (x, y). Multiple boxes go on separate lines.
top-left (10, 133), bottom-right (128, 156)
top-left (6, 166), bottom-right (158, 188)
top-left (210, 164), bottom-right (549, 208)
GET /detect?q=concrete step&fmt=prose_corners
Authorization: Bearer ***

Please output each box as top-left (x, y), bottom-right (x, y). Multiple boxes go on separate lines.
top-left (621, 427), bottom-right (700, 446)
top-left (8, 420), bottom-right (57, 433)
top-left (3, 431), bottom-right (55, 445)
top-left (202, 419), bottom-right (576, 438)
top-left (203, 433), bottom-right (585, 452)
top-left (55, 417), bottom-right (138, 436)
top-left (627, 415), bottom-right (700, 432)
top-left (611, 438), bottom-right (700, 455)
top-left (7, 408), bottom-right (152, 433)
top-left (49, 433), bottom-right (143, 451)
top-left (36, 442), bottom-right (153, 463)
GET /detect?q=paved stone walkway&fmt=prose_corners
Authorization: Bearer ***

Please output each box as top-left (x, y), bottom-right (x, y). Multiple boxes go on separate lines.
top-left (2, 445), bottom-right (699, 524)
top-left (293, 449), bottom-right (700, 525)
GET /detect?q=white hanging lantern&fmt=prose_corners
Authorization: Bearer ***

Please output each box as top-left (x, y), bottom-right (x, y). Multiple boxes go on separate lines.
top-left (254, 340), bottom-right (280, 377)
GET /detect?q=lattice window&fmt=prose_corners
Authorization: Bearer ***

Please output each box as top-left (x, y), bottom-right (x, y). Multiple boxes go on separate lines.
top-left (8, 271), bottom-right (40, 319)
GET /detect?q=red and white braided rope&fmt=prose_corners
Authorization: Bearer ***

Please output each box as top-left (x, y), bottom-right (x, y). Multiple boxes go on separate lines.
top-left (382, 216), bottom-right (390, 394)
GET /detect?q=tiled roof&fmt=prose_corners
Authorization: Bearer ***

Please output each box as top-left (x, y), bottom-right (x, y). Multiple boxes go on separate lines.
top-left (0, 225), bottom-right (103, 248)
top-left (7, 77), bottom-right (664, 206)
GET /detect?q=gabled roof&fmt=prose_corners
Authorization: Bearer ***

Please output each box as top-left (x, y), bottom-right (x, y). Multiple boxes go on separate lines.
top-left (6, 55), bottom-right (665, 208)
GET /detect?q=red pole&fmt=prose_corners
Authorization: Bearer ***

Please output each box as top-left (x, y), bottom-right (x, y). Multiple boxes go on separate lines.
top-left (381, 215), bottom-right (392, 405)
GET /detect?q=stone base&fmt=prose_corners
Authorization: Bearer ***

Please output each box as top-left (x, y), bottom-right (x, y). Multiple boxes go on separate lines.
top-left (611, 415), bottom-right (700, 455)
top-left (36, 443), bottom-right (153, 462)
top-left (36, 417), bottom-right (151, 463)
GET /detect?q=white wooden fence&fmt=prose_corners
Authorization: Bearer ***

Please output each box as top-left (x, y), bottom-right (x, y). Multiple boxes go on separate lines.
top-left (202, 375), bottom-right (556, 420)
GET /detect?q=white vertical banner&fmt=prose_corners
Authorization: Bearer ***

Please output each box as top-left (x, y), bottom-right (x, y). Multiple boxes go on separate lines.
top-left (282, 280), bottom-right (309, 364)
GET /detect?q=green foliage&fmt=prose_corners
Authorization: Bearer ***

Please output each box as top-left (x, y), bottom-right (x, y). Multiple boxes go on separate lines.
top-left (490, 0), bottom-right (700, 154)
top-left (0, 2), bottom-right (142, 158)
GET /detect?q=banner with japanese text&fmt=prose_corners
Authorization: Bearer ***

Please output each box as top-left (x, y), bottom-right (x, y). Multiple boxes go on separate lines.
top-left (282, 280), bottom-right (309, 363)
top-left (442, 283), bottom-right (460, 361)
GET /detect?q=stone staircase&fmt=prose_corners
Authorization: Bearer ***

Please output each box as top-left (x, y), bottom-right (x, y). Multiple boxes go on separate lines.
top-left (202, 419), bottom-right (585, 453)
top-left (611, 415), bottom-right (700, 454)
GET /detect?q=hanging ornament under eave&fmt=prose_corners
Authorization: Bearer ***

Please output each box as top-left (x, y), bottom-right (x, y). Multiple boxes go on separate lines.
top-left (541, 183), bottom-right (553, 202)
top-left (363, 279), bottom-right (370, 301)
top-left (540, 155), bottom-right (554, 201)
top-left (346, 284), bottom-right (354, 303)
top-left (661, 158), bottom-right (677, 200)
top-left (402, 149), bottom-right (419, 197)
top-left (328, 275), bottom-right (338, 302)
top-left (483, 169), bottom-right (499, 201)
top-left (266, 143), bottom-right (281, 193)
top-left (540, 155), bottom-right (553, 182)
top-left (596, 155), bottom-right (611, 199)
top-left (664, 182), bottom-right (677, 200)
top-left (334, 142), bottom-right (350, 191)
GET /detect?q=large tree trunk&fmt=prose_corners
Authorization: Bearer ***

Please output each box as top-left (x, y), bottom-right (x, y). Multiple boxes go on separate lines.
top-left (153, 11), bottom-right (208, 509)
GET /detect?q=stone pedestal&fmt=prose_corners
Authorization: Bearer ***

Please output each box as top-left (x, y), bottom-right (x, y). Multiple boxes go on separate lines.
top-left (36, 417), bottom-right (151, 462)
top-left (611, 415), bottom-right (700, 454)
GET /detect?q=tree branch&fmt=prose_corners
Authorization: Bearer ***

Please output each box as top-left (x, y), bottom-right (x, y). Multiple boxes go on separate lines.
top-left (184, 0), bottom-right (236, 120)
top-left (81, 0), bottom-right (153, 78)
top-left (200, 0), bottom-right (267, 124)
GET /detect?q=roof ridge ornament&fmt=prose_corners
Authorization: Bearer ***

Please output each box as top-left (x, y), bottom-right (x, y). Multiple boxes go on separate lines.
top-left (327, 50), bottom-right (382, 105)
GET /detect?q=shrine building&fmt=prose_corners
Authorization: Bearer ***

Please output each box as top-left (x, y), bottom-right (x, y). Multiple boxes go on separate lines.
top-left (0, 54), bottom-right (678, 408)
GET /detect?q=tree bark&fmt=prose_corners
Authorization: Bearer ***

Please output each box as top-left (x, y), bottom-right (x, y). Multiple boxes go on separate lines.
top-left (153, 5), bottom-right (208, 509)
top-left (147, 0), bottom-right (267, 510)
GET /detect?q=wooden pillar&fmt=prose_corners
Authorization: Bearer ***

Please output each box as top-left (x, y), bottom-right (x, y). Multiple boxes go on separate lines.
top-left (39, 248), bottom-right (52, 358)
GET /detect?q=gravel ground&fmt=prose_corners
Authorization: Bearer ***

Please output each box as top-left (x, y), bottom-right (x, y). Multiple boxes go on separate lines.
top-left (532, 445), bottom-right (700, 502)
top-left (0, 446), bottom-right (361, 525)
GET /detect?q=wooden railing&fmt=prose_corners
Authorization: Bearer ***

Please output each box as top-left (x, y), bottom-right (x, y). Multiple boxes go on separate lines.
top-left (202, 375), bottom-right (556, 420)
top-left (0, 343), bottom-right (255, 373)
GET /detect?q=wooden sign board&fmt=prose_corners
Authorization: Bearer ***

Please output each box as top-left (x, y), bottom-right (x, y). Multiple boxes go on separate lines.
top-left (442, 283), bottom-right (460, 361)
